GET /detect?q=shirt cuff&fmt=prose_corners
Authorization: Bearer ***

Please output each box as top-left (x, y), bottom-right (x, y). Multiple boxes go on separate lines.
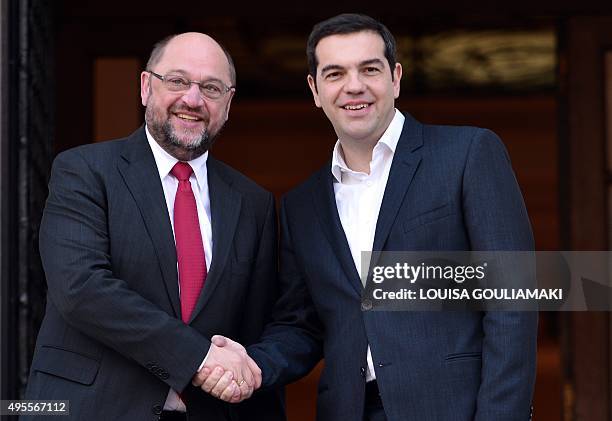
top-left (198, 343), bottom-right (211, 372)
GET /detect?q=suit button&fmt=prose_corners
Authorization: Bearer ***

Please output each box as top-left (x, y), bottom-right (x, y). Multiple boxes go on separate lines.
top-left (360, 367), bottom-right (366, 377)
top-left (361, 299), bottom-right (373, 311)
top-left (152, 404), bottom-right (162, 415)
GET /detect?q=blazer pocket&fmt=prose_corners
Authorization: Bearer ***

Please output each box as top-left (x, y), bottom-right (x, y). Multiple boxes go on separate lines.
top-left (445, 351), bottom-right (482, 363)
top-left (404, 203), bottom-right (454, 233)
top-left (32, 345), bottom-right (100, 385)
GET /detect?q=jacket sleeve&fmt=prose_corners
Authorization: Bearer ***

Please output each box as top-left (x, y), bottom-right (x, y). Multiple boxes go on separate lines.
top-left (39, 149), bottom-right (210, 392)
top-left (248, 196), bottom-right (324, 388)
top-left (462, 129), bottom-right (538, 421)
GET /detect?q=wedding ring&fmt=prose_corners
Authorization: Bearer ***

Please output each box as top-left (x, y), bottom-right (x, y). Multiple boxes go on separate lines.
top-left (237, 379), bottom-right (246, 387)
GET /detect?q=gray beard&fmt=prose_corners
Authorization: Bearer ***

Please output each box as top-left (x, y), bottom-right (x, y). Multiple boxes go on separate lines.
top-left (146, 107), bottom-right (220, 161)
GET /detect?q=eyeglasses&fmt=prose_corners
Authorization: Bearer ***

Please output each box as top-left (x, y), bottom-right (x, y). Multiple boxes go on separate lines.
top-left (147, 71), bottom-right (235, 100)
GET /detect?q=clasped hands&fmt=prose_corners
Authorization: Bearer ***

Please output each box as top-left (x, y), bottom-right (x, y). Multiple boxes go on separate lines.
top-left (191, 335), bottom-right (260, 403)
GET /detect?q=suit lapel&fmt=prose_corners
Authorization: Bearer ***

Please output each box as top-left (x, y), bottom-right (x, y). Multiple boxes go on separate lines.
top-left (311, 168), bottom-right (363, 297)
top-left (117, 127), bottom-right (181, 318)
top-left (371, 114), bottom-right (424, 269)
top-left (188, 157), bottom-right (242, 323)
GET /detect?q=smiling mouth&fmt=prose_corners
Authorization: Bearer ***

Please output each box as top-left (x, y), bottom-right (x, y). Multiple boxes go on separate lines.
top-left (343, 104), bottom-right (370, 110)
top-left (175, 113), bottom-right (202, 121)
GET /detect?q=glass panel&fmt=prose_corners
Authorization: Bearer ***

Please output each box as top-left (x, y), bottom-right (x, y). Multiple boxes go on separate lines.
top-left (419, 30), bottom-right (556, 90)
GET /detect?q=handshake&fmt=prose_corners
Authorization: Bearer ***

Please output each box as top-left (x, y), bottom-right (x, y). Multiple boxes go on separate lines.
top-left (191, 335), bottom-right (261, 403)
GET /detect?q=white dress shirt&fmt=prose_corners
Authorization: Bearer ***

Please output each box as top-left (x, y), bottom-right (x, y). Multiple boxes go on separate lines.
top-left (145, 126), bottom-right (213, 411)
top-left (331, 109), bottom-right (405, 382)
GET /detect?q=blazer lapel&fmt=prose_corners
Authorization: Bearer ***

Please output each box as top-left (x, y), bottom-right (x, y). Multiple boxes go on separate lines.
top-left (188, 157), bottom-right (242, 323)
top-left (117, 127), bottom-right (181, 318)
top-left (371, 114), bottom-right (424, 269)
top-left (311, 168), bottom-right (363, 297)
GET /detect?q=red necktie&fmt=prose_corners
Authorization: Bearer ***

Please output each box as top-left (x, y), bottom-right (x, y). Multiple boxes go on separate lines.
top-left (171, 162), bottom-right (207, 323)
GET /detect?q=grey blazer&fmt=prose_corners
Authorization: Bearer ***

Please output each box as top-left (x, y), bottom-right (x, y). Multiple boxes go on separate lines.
top-left (24, 127), bottom-right (284, 421)
top-left (250, 112), bottom-right (537, 421)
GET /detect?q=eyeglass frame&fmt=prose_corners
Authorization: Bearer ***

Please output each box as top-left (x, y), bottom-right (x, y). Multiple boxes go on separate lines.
top-left (147, 70), bottom-right (235, 100)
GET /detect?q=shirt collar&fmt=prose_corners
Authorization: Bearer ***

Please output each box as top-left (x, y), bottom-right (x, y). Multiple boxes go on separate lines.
top-left (145, 125), bottom-right (209, 188)
top-left (331, 109), bottom-right (405, 182)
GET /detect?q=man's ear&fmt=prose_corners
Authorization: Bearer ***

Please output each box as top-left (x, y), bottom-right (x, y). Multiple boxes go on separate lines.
top-left (223, 89), bottom-right (235, 121)
top-left (307, 74), bottom-right (322, 108)
top-left (140, 71), bottom-right (151, 106)
top-left (392, 63), bottom-right (402, 99)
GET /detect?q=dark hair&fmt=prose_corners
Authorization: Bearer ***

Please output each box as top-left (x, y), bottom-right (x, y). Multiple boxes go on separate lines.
top-left (307, 14), bottom-right (397, 82)
top-left (146, 34), bottom-right (237, 86)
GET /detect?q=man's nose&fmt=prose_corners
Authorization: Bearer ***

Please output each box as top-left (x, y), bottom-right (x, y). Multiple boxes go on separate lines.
top-left (181, 83), bottom-right (204, 107)
top-left (343, 71), bottom-right (366, 94)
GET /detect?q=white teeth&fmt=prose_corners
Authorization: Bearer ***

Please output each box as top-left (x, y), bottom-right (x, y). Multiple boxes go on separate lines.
top-left (344, 104), bottom-right (369, 110)
top-left (176, 114), bottom-right (199, 121)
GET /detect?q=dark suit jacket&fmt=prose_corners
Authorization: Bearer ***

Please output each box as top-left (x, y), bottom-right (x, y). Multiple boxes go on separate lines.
top-left (249, 113), bottom-right (537, 421)
top-left (24, 127), bottom-right (284, 421)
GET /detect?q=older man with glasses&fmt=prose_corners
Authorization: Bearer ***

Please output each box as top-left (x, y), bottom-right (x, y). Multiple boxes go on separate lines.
top-left (22, 32), bottom-right (282, 421)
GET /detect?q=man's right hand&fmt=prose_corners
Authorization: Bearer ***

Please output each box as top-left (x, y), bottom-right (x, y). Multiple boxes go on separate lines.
top-left (191, 335), bottom-right (261, 403)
